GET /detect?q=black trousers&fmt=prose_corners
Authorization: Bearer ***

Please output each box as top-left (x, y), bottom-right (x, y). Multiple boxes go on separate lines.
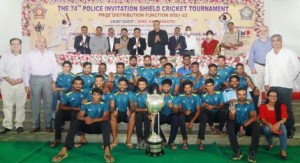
top-left (250, 91), bottom-right (259, 113)
top-left (135, 112), bottom-right (150, 140)
top-left (54, 110), bottom-right (77, 141)
top-left (270, 87), bottom-right (294, 131)
top-left (226, 121), bottom-right (260, 153)
top-left (206, 108), bottom-right (228, 131)
top-left (179, 111), bottom-right (207, 140)
top-left (154, 114), bottom-right (179, 144)
top-left (64, 120), bottom-right (111, 150)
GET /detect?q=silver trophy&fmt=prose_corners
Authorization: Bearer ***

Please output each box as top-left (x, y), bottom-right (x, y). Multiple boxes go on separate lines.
top-left (145, 90), bottom-right (165, 156)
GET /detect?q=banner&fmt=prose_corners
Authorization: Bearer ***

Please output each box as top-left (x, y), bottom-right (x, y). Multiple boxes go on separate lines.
top-left (24, 1), bottom-right (261, 55)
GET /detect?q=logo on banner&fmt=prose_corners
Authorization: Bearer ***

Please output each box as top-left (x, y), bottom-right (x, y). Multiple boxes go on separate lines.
top-left (240, 6), bottom-right (254, 20)
top-left (32, 3), bottom-right (47, 19)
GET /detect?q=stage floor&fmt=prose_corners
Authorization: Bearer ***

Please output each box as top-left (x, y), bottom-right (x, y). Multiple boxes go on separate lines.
top-left (1, 142), bottom-right (299, 163)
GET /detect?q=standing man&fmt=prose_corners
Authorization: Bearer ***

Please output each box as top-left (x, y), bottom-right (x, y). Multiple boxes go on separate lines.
top-left (248, 25), bottom-right (272, 104)
top-left (106, 28), bottom-right (119, 55)
top-left (89, 26), bottom-right (109, 54)
top-left (23, 36), bottom-right (58, 133)
top-left (148, 20), bottom-right (168, 55)
top-left (74, 26), bottom-right (91, 54)
top-left (168, 27), bottom-right (187, 56)
top-left (220, 22), bottom-right (243, 56)
top-left (116, 28), bottom-right (130, 55)
top-left (0, 38), bottom-right (26, 134)
top-left (127, 28), bottom-right (147, 55)
top-left (265, 34), bottom-right (300, 138)
top-left (177, 54), bottom-right (192, 77)
top-left (184, 26), bottom-right (200, 56)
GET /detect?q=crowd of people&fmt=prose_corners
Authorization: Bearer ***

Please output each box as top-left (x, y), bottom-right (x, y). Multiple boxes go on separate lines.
top-left (0, 20), bottom-right (299, 163)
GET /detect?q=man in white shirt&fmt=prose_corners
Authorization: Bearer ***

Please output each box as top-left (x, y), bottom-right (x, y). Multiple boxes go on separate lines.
top-left (184, 26), bottom-right (200, 56)
top-left (265, 34), bottom-right (300, 138)
top-left (23, 36), bottom-right (58, 133)
top-left (0, 38), bottom-right (27, 134)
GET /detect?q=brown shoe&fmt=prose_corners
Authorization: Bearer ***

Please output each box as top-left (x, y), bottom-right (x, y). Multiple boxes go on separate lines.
top-left (46, 127), bottom-right (54, 132)
top-left (30, 128), bottom-right (41, 133)
top-left (280, 150), bottom-right (288, 160)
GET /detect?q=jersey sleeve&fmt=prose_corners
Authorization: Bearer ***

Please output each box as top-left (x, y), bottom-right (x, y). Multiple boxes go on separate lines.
top-left (60, 93), bottom-right (69, 105)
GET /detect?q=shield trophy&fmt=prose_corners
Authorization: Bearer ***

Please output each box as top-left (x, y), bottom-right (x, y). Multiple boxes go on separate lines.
top-left (145, 90), bottom-right (165, 156)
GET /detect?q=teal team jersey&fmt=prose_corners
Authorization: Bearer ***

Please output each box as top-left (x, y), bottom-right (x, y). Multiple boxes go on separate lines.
top-left (56, 72), bottom-right (75, 92)
top-left (110, 91), bottom-right (135, 112)
top-left (61, 90), bottom-right (86, 107)
top-left (81, 101), bottom-right (109, 118)
top-left (174, 94), bottom-right (201, 113)
top-left (233, 101), bottom-right (256, 125)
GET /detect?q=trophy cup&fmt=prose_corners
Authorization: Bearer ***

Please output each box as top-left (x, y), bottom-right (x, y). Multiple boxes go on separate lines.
top-left (145, 90), bottom-right (165, 157)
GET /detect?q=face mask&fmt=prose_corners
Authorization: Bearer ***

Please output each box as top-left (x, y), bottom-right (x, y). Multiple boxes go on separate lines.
top-left (186, 31), bottom-right (191, 35)
top-left (207, 34), bottom-right (213, 39)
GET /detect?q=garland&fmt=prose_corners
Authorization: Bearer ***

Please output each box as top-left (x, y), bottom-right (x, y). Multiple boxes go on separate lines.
top-left (22, 0), bottom-right (264, 36)
top-left (56, 53), bottom-right (248, 68)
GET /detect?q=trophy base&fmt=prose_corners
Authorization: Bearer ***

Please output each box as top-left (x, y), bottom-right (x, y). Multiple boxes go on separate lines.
top-left (145, 135), bottom-right (164, 157)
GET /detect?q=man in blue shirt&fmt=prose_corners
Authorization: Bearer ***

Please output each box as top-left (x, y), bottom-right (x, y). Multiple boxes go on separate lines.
top-left (92, 63), bottom-right (108, 82)
top-left (199, 64), bottom-right (222, 93)
top-left (226, 87), bottom-right (260, 163)
top-left (201, 79), bottom-right (227, 136)
top-left (235, 63), bottom-right (259, 110)
top-left (50, 76), bottom-right (85, 148)
top-left (76, 62), bottom-right (95, 92)
top-left (217, 55), bottom-right (235, 87)
top-left (182, 61), bottom-right (202, 93)
top-left (248, 25), bottom-right (272, 105)
top-left (137, 55), bottom-right (159, 92)
top-left (174, 80), bottom-right (205, 150)
top-left (135, 77), bottom-right (150, 149)
top-left (154, 79), bottom-right (180, 150)
top-left (52, 88), bottom-right (114, 163)
top-left (110, 77), bottom-right (136, 149)
top-left (125, 55), bottom-right (141, 78)
top-left (156, 63), bottom-right (180, 95)
top-left (177, 54), bottom-right (192, 77)
top-left (108, 62), bottom-right (135, 93)
top-left (52, 61), bottom-right (75, 120)
top-left (223, 75), bottom-right (252, 104)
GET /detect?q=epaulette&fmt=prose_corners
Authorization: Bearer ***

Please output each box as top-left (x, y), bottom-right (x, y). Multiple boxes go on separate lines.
top-left (215, 91), bottom-right (221, 94)
top-left (76, 72), bottom-right (83, 76)
top-left (66, 91), bottom-right (73, 96)
top-left (58, 72), bottom-right (64, 75)
top-left (179, 94), bottom-right (185, 97)
top-left (192, 93), bottom-right (197, 97)
top-left (85, 101), bottom-right (92, 105)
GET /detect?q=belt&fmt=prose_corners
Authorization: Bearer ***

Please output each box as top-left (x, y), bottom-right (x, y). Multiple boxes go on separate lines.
top-left (184, 49), bottom-right (194, 52)
top-left (255, 62), bottom-right (265, 66)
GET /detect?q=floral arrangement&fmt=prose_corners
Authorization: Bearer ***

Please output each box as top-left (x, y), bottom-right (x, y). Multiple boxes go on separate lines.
top-left (56, 53), bottom-right (248, 67)
top-left (22, 0), bottom-right (264, 36)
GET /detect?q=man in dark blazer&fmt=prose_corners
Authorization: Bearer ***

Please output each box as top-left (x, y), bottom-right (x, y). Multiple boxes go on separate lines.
top-left (147, 20), bottom-right (168, 55)
top-left (74, 26), bottom-right (91, 54)
top-left (168, 27), bottom-right (187, 55)
top-left (127, 28), bottom-right (146, 55)
top-left (106, 28), bottom-right (119, 55)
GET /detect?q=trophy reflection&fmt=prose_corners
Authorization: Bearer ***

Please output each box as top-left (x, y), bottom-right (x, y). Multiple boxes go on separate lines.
top-left (145, 90), bottom-right (165, 156)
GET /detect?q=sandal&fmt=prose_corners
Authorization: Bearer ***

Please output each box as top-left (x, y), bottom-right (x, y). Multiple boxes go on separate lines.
top-left (110, 143), bottom-right (118, 149)
top-left (198, 143), bottom-right (205, 151)
top-left (74, 141), bottom-right (88, 148)
top-left (169, 143), bottom-right (177, 150)
top-left (126, 143), bottom-right (134, 149)
top-left (265, 144), bottom-right (274, 151)
top-left (52, 153), bottom-right (68, 162)
top-left (104, 155), bottom-right (115, 163)
top-left (50, 140), bottom-right (61, 148)
top-left (182, 143), bottom-right (189, 150)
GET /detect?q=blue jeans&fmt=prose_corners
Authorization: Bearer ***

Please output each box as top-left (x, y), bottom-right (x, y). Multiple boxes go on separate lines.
top-left (263, 124), bottom-right (287, 151)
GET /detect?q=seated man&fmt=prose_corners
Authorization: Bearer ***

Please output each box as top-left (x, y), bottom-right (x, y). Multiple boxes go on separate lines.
top-left (199, 64), bottom-right (222, 93)
top-left (154, 79), bottom-right (180, 150)
top-left (156, 62), bottom-right (180, 95)
top-left (52, 88), bottom-right (113, 163)
top-left (135, 77), bottom-right (151, 149)
top-left (182, 61), bottom-right (202, 93)
top-left (226, 87), bottom-right (260, 163)
top-left (110, 77), bottom-right (136, 149)
top-left (107, 62), bottom-right (135, 93)
top-left (174, 80), bottom-right (205, 150)
top-left (50, 77), bottom-right (86, 148)
top-left (201, 79), bottom-right (227, 136)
